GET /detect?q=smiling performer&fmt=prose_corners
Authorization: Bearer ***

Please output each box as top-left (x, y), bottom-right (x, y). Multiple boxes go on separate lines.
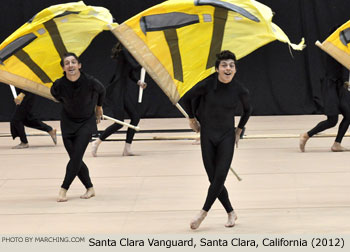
top-left (181, 50), bottom-right (252, 229)
top-left (51, 52), bottom-right (105, 202)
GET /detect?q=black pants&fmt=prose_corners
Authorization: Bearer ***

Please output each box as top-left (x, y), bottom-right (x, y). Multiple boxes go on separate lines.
top-left (200, 127), bottom-right (234, 213)
top-left (336, 98), bottom-right (350, 143)
top-left (10, 108), bottom-right (52, 144)
top-left (61, 134), bottom-right (92, 190)
top-left (308, 103), bottom-right (350, 143)
top-left (307, 115), bottom-right (338, 138)
top-left (100, 98), bottom-right (140, 144)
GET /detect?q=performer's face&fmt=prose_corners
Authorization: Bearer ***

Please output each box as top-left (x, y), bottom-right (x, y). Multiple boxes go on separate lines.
top-left (216, 59), bottom-right (236, 83)
top-left (62, 56), bottom-right (81, 78)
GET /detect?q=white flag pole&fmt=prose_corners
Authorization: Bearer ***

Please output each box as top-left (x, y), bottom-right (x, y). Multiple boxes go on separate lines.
top-left (103, 115), bottom-right (140, 131)
top-left (138, 67), bottom-right (146, 103)
top-left (175, 103), bottom-right (189, 118)
top-left (10, 85), bottom-right (17, 98)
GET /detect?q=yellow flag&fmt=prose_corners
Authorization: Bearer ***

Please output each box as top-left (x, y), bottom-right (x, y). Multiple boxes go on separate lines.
top-left (316, 20), bottom-right (350, 70)
top-left (0, 1), bottom-right (117, 100)
top-left (111, 0), bottom-right (305, 104)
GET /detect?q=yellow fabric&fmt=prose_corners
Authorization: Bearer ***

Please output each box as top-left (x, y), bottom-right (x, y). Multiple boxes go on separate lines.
top-left (112, 0), bottom-right (304, 104)
top-left (316, 20), bottom-right (350, 70)
top-left (0, 1), bottom-right (117, 100)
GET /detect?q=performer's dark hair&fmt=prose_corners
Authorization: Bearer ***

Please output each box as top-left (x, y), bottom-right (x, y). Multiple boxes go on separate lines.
top-left (215, 50), bottom-right (236, 69)
top-left (60, 52), bottom-right (80, 67)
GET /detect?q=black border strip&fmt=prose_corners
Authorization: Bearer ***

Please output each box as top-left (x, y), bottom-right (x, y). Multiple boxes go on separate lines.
top-left (164, 29), bottom-right (184, 82)
top-left (15, 49), bottom-right (52, 83)
top-left (43, 19), bottom-right (68, 58)
top-left (206, 8), bottom-right (228, 69)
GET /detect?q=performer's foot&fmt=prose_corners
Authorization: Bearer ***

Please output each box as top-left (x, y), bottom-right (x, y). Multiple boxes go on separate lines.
top-left (122, 143), bottom-right (134, 156)
top-left (91, 139), bottom-right (101, 157)
top-left (331, 142), bottom-right (348, 152)
top-left (12, 142), bottom-right (29, 149)
top-left (49, 129), bottom-right (57, 145)
top-left (57, 188), bottom-right (68, 202)
top-left (190, 210), bottom-right (207, 230)
top-left (225, 210), bottom-right (238, 227)
top-left (192, 137), bottom-right (200, 145)
top-left (299, 133), bottom-right (309, 152)
top-left (80, 187), bottom-right (95, 199)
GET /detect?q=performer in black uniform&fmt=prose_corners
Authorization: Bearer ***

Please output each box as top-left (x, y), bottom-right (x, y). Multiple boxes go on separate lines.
top-left (299, 50), bottom-right (350, 152)
top-left (181, 50), bottom-right (252, 229)
top-left (10, 89), bottom-right (56, 149)
top-left (51, 52), bottom-right (105, 202)
top-left (91, 42), bottom-right (146, 157)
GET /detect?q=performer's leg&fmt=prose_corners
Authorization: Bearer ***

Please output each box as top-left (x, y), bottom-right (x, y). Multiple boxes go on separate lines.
top-left (77, 162), bottom-right (95, 199)
top-left (10, 107), bottom-right (29, 148)
top-left (216, 186), bottom-right (237, 227)
top-left (123, 99), bottom-right (140, 156)
top-left (203, 130), bottom-right (236, 228)
top-left (202, 131), bottom-right (234, 212)
top-left (24, 117), bottom-right (56, 145)
top-left (100, 122), bottom-right (124, 141)
top-left (190, 131), bottom-right (214, 229)
top-left (24, 117), bottom-right (52, 132)
top-left (10, 119), bottom-right (29, 148)
top-left (333, 103), bottom-right (350, 151)
top-left (92, 122), bottom-right (123, 157)
top-left (300, 115), bottom-right (338, 152)
top-left (59, 134), bottom-right (91, 201)
top-left (217, 187), bottom-right (233, 213)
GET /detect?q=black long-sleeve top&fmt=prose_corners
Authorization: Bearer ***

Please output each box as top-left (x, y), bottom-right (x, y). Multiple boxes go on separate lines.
top-left (181, 73), bottom-right (252, 131)
top-left (104, 47), bottom-right (140, 117)
top-left (50, 72), bottom-right (105, 136)
top-left (107, 47), bottom-right (140, 95)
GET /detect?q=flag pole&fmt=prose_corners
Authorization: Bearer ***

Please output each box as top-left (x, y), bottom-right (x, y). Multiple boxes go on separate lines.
top-left (103, 115), bottom-right (140, 131)
top-left (10, 85), bottom-right (17, 98)
top-left (230, 167), bottom-right (242, 181)
top-left (138, 67), bottom-right (146, 103)
top-left (175, 103), bottom-right (189, 118)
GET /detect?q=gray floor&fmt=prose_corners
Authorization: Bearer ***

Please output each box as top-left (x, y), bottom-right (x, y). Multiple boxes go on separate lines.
top-left (0, 115), bottom-right (350, 235)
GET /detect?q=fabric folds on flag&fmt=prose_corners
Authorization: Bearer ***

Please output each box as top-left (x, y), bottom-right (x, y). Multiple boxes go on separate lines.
top-left (316, 20), bottom-right (350, 70)
top-left (111, 0), bottom-right (305, 104)
top-left (0, 1), bottom-right (116, 100)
